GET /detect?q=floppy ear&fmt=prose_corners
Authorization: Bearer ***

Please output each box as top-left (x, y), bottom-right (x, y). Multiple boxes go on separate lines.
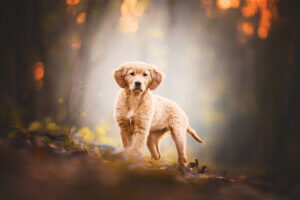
top-left (113, 65), bottom-right (127, 88)
top-left (149, 65), bottom-right (164, 90)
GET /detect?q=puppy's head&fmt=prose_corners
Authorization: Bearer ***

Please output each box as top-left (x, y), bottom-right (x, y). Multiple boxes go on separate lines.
top-left (113, 62), bottom-right (163, 92)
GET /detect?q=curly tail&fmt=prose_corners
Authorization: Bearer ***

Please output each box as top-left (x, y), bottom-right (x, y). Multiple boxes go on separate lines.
top-left (187, 126), bottom-right (205, 144)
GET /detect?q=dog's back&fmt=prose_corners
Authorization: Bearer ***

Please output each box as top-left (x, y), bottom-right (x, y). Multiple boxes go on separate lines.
top-left (150, 94), bottom-right (188, 132)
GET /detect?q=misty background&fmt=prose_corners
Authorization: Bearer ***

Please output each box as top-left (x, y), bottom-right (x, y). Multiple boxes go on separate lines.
top-left (0, 0), bottom-right (299, 181)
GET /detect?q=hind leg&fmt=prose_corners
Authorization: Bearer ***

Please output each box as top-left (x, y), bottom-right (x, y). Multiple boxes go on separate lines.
top-left (170, 126), bottom-right (188, 166)
top-left (147, 131), bottom-right (164, 160)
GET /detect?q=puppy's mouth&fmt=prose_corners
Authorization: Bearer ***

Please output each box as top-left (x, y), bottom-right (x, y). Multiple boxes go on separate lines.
top-left (133, 87), bottom-right (143, 92)
top-left (132, 85), bottom-right (144, 92)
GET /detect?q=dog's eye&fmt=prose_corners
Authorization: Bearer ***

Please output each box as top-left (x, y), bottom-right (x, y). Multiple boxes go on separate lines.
top-left (143, 73), bottom-right (148, 77)
top-left (130, 72), bottom-right (135, 76)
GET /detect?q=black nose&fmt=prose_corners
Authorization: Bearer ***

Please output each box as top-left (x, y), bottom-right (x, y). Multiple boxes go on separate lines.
top-left (135, 81), bottom-right (142, 87)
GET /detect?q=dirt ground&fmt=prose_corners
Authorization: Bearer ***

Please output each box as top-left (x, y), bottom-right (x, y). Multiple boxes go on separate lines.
top-left (0, 128), bottom-right (299, 200)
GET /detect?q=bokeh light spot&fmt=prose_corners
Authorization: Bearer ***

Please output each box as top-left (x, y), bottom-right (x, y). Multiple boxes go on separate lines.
top-left (241, 0), bottom-right (276, 39)
top-left (58, 98), bottom-right (64, 104)
top-left (241, 0), bottom-right (259, 17)
top-left (76, 12), bottom-right (86, 24)
top-left (258, 26), bottom-right (268, 39)
top-left (217, 0), bottom-right (240, 10)
top-left (70, 35), bottom-right (82, 49)
top-left (34, 62), bottom-right (45, 81)
top-left (66, 0), bottom-right (80, 6)
top-left (240, 22), bottom-right (254, 36)
top-left (119, 0), bottom-right (146, 34)
top-left (80, 112), bottom-right (86, 117)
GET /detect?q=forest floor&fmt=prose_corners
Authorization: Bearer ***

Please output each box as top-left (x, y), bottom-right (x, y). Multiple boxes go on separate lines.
top-left (0, 126), bottom-right (298, 200)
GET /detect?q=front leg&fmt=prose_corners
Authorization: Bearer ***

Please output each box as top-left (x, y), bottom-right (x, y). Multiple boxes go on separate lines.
top-left (116, 117), bottom-right (133, 148)
top-left (130, 116), bottom-right (151, 153)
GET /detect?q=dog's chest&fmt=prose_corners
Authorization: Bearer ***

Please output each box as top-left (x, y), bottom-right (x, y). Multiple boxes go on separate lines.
top-left (126, 109), bottom-right (136, 128)
top-left (126, 109), bottom-right (134, 119)
top-left (126, 97), bottom-right (141, 119)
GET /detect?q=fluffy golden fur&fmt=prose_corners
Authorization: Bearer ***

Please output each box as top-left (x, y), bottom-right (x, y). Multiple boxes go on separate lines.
top-left (113, 61), bottom-right (205, 166)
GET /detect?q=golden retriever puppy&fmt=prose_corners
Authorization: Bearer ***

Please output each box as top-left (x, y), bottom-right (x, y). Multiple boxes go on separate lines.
top-left (113, 61), bottom-right (205, 166)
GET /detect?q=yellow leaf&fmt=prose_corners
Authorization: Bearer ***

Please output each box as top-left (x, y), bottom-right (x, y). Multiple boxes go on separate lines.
top-left (28, 121), bottom-right (44, 131)
top-left (78, 126), bottom-right (94, 141)
top-left (95, 123), bottom-right (114, 144)
top-left (46, 122), bottom-right (60, 131)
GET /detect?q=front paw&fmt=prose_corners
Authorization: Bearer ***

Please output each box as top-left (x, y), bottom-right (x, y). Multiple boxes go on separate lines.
top-left (126, 146), bottom-right (142, 155)
top-left (113, 148), bottom-right (145, 166)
